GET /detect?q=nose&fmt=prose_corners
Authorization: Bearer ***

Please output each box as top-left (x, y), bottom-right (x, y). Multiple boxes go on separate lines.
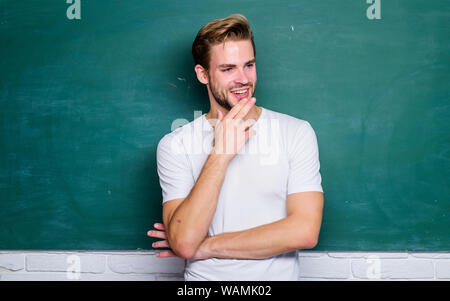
top-left (234, 68), bottom-right (249, 85)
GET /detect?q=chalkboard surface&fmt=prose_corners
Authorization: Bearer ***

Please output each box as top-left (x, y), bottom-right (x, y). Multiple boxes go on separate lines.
top-left (0, 0), bottom-right (449, 250)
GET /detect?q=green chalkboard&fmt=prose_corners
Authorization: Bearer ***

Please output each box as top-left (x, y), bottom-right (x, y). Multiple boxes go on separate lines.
top-left (0, 0), bottom-right (449, 250)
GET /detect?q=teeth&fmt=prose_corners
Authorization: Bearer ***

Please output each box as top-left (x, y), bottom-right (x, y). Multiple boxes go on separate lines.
top-left (233, 89), bottom-right (247, 95)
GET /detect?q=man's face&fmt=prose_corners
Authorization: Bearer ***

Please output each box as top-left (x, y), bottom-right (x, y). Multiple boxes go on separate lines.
top-left (206, 40), bottom-right (257, 111)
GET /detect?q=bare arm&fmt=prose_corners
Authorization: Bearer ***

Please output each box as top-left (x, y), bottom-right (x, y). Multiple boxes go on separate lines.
top-left (163, 153), bottom-right (229, 259)
top-left (163, 98), bottom-right (258, 259)
top-left (195, 191), bottom-right (324, 260)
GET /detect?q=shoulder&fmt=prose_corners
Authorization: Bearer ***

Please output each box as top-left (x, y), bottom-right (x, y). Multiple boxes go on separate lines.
top-left (157, 114), bottom-right (206, 155)
top-left (260, 107), bottom-right (319, 160)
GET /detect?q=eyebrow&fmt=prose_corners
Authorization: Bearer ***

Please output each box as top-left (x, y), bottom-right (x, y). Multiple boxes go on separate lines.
top-left (217, 59), bottom-right (256, 69)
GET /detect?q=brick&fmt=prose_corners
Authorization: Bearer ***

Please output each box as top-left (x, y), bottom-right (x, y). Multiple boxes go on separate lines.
top-left (299, 277), bottom-right (329, 281)
top-left (410, 253), bottom-right (450, 259)
top-left (0, 254), bottom-right (24, 271)
top-left (1, 272), bottom-right (70, 281)
top-left (436, 260), bottom-right (450, 279)
top-left (352, 259), bottom-right (434, 279)
top-left (352, 258), bottom-right (386, 279)
top-left (108, 254), bottom-right (185, 274)
top-left (0, 272), bottom-right (157, 281)
top-left (78, 273), bottom-right (157, 281)
top-left (299, 257), bottom-right (350, 279)
top-left (327, 252), bottom-right (366, 259)
top-left (26, 254), bottom-right (106, 273)
top-left (328, 252), bottom-right (408, 259)
top-left (155, 274), bottom-right (185, 281)
top-left (297, 251), bottom-right (326, 258)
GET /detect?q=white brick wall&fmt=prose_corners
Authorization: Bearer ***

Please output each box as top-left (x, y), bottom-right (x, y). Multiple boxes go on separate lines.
top-left (0, 251), bottom-right (449, 281)
top-left (0, 251), bottom-right (185, 281)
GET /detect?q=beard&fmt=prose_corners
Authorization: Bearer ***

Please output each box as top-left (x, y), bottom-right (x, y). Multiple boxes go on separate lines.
top-left (208, 74), bottom-right (255, 111)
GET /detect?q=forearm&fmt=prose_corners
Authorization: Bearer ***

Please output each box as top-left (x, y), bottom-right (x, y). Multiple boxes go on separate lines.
top-left (199, 216), bottom-right (317, 260)
top-left (167, 153), bottom-right (229, 256)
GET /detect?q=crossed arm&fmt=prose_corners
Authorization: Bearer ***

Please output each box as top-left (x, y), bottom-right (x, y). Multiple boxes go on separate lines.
top-left (150, 98), bottom-right (323, 260)
top-left (148, 191), bottom-right (324, 260)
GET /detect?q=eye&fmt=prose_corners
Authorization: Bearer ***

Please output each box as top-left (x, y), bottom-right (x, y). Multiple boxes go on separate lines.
top-left (246, 63), bottom-right (254, 68)
top-left (222, 68), bottom-right (232, 72)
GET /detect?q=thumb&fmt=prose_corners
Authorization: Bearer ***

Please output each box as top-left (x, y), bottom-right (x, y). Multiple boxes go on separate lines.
top-left (217, 109), bottom-right (223, 122)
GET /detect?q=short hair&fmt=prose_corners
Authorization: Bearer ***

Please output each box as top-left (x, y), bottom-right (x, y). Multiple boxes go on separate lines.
top-left (192, 14), bottom-right (255, 70)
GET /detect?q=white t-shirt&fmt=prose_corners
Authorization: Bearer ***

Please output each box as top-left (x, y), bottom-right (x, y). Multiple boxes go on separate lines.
top-left (156, 106), bottom-right (323, 281)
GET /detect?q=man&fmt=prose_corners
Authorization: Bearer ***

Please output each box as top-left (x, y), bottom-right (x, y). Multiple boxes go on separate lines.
top-left (148, 14), bottom-right (324, 281)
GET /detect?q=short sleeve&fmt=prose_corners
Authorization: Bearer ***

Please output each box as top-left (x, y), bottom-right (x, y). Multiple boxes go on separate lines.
top-left (156, 134), bottom-right (195, 204)
top-left (287, 121), bottom-right (323, 195)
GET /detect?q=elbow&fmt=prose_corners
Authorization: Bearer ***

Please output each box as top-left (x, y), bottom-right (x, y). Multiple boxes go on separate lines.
top-left (302, 235), bottom-right (319, 250)
top-left (294, 233), bottom-right (319, 250)
top-left (293, 221), bottom-right (321, 250)
top-left (166, 226), bottom-right (203, 260)
top-left (170, 240), bottom-right (198, 260)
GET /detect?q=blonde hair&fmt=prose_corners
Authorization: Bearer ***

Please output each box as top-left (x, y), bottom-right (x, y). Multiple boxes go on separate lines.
top-left (192, 14), bottom-right (255, 70)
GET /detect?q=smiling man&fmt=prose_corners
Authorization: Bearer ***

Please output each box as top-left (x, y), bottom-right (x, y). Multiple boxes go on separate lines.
top-left (148, 14), bottom-right (324, 281)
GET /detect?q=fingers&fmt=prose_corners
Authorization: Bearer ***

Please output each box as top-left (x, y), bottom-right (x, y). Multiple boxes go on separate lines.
top-left (147, 223), bottom-right (167, 239)
top-left (224, 97), bottom-right (255, 120)
top-left (240, 117), bottom-right (257, 131)
top-left (152, 239), bottom-right (170, 248)
top-left (234, 97), bottom-right (256, 120)
top-left (223, 98), bottom-right (247, 120)
top-left (239, 118), bottom-right (257, 143)
top-left (147, 223), bottom-right (178, 258)
top-left (147, 229), bottom-right (167, 240)
top-left (153, 223), bottom-right (165, 230)
top-left (156, 250), bottom-right (177, 258)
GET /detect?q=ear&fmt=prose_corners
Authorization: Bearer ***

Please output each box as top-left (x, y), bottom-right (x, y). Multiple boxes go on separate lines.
top-left (194, 64), bottom-right (209, 85)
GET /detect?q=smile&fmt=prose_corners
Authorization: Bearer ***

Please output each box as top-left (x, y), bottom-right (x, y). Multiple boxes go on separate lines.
top-left (230, 88), bottom-right (250, 99)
